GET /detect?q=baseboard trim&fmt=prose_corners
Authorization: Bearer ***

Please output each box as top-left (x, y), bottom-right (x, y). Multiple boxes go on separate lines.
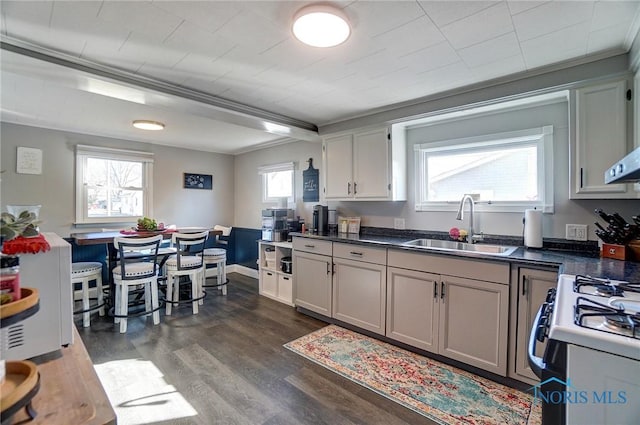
top-left (203, 264), bottom-right (258, 279)
top-left (230, 264), bottom-right (259, 278)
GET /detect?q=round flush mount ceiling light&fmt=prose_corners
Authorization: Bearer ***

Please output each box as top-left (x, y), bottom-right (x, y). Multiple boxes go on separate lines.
top-left (292, 4), bottom-right (351, 48)
top-left (132, 120), bottom-right (165, 131)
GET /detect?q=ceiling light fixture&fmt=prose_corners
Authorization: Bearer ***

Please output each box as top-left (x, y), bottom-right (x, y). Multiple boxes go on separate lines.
top-left (132, 120), bottom-right (165, 131)
top-left (292, 4), bottom-right (351, 48)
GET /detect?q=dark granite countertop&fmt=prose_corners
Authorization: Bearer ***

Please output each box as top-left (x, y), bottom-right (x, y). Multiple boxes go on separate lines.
top-left (290, 230), bottom-right (640, 282)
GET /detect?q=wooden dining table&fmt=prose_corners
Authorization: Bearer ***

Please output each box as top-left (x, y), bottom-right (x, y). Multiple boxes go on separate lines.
top-left (70, 228), bottom-right (222, 317)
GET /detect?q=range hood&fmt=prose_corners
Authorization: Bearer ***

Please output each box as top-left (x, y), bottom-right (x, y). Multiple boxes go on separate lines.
top-left (604, 146), bottom-right (640, 184)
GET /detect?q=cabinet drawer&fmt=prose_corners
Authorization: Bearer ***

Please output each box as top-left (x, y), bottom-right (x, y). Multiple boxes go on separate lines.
top-left (293, 237), bottom-right (332, 256)
top-left (261, 270), bottom-right (277, 297)
top-left (333, 242), bottom-right (387, 265)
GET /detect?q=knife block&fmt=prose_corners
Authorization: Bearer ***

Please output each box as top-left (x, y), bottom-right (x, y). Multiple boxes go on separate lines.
top-left (602, 243), bottom-right (627, 260)
top-left (602, 241), bottom-right (640, 261)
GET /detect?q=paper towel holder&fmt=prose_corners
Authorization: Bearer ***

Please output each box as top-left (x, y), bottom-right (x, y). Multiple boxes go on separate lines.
top-left (523, 208), bottom-right (543, 249)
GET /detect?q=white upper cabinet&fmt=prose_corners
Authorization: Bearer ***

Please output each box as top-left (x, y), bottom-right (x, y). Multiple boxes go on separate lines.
top-left (323, 134), bottom-right (353, 199)
top-left (635, 72), bottom-right (640, 149)
top-left (571, 78), bottom-right (638, 198)
top-left (322, 127), bottom-right (406, 201)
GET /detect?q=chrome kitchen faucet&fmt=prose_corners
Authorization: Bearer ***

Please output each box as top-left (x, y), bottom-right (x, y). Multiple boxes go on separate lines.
top-left (456, 194), bottom-right (483, 243)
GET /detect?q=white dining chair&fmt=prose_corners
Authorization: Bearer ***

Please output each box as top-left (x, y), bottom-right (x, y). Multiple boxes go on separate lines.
top-left (164, 231), bottom-right (209, 315)
top-left (112, 235), bottom-right (163, 333)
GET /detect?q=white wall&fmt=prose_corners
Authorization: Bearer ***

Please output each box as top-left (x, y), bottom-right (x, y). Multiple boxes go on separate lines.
top-left (234, 140), bottom-right (322, 228)
top-left (0, 122), bottom-right (235, 236)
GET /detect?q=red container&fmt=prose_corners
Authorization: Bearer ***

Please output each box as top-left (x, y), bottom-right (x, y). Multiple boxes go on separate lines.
top-left (0, 255), bottom-right (20, 303)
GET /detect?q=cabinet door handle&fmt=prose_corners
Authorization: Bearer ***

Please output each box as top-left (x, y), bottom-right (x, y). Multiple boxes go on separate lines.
top-left (433, 281), bottom-right (438, 299)
top-left (353, 182), bottom-right (357, 194)
top-left (332, 262), bottom-right (336, 275)
top-left (440, 282), bottom-right (445, 299)
top-left (580, 168), bottom-right (584, 188)
top-left (522, 275), bottom-right (528, 297)
top-left (349, 251), bottom-right (363, 256)
top-left (326, 262), bottom-right (331, 275)
top-left (347, 182), bottom-right (351, 194)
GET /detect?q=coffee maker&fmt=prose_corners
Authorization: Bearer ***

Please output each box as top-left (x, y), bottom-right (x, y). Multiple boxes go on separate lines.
top-left (262, 208), bottom-right (293, 241)
top-left (312, 205), bottom-right (328, 234)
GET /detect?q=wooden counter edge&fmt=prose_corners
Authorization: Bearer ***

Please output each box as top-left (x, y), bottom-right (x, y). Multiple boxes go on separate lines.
top-left (69, 326), bottom-right (117, 425)
top-left (9, 325), bottom-right (117, 425)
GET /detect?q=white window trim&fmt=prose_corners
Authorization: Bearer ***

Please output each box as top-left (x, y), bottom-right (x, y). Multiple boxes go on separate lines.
top-left (258, 161), bottom-right (296, 203)
top-left (414, 126), bottom-right (554, 213)
top-left (75, 144), bottom-right (154, 224)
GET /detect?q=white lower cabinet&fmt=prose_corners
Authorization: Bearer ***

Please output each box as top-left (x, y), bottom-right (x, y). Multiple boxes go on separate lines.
top-left (293, 239), bottom-right (513, 377)
top-left (387, 267), bottom-right (509, 375)
top-left (438, 275), bottom-right (509, 375)
top-left (386, 267), bottom-right (439, 352)
top-left (509, 267), bottom-right (558, 384)
top-left (386, 249), bottom-right (510, 376)
top-left (293, 250), bottom-right (333, 316)
top-left (332, 257), bottom-right (387, 335)
top-left (258, 241), bottom-right (294, 306)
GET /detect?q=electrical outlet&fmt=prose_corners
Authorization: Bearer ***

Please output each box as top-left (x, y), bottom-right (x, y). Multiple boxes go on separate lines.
top-left (394, 218), bottom-right (405, 230)
top-left (566, 224), bottom-right (588, 241)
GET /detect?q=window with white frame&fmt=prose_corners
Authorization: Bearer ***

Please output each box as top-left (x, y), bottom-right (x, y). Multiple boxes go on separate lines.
top-left (414, 126), bottom-right (554, 213)
top-left (75, 145), bottom-right (153, 224)
top-left (258, 162), bottom-right (295, 203)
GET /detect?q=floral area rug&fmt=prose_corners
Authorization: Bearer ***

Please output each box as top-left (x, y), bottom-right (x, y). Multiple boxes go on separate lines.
top-left (284, 325), bottom-right (541, 425)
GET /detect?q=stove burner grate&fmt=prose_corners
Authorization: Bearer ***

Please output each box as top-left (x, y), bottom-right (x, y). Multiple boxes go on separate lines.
top-left (604, 314), bottom-right (639, 331)
top-left (573, 275), bottom-right (640, 297)
top-left (574, 296), bottom-right (639, 339)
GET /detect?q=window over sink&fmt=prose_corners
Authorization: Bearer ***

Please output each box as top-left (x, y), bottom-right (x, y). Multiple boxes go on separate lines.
top-left (75, 145), bottom-right (154, 224)
top-left (414, 126), bottom-right (554, 213)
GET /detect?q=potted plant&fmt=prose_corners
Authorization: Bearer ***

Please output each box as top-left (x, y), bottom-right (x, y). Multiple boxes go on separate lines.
top-left (1, 211), bottom-right (41, 241)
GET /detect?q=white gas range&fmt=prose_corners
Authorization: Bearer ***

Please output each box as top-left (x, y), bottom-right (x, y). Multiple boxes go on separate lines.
top-left (529, 274), bottom-right (640, 425)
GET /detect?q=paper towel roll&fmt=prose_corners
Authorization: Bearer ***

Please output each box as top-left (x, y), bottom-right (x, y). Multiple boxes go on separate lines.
top-left (524, 209), bottom-right (543, 248)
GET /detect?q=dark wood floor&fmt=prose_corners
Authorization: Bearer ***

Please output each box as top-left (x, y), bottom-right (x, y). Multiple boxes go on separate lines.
top-left (77, 273), bottom-right (438, 425)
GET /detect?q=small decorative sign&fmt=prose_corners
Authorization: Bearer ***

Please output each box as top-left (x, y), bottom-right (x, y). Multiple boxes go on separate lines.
top-left (183, 173), bottom-right (212, 190)
top-left (303, 158), bottom-right (319, 202)
top-left (16, 147), bottom-right (43, 175)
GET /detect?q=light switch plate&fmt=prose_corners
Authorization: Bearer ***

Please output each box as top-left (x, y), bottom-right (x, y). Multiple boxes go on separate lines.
top-left (566, 224), bottom-right (588, 241)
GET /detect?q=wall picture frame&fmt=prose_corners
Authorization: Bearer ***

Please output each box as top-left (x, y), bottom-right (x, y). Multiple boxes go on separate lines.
top-left (183, 173), bottom-right (212, 190)
top-left (16, 147), bottom-right (43, 175)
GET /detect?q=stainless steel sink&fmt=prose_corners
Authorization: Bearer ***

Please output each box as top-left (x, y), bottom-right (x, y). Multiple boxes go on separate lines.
top-left (402, 239), bottom-right (518, 256)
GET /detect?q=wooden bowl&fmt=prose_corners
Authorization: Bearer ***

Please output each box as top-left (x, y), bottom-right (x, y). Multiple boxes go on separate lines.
top-left (0, 360), bottom-right (39, 412)
top-left (0, 287), bottom-right (39, 319)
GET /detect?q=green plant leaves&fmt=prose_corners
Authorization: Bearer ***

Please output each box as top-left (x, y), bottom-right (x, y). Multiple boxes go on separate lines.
top-left (0, 211), bottom-right (41, 240)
